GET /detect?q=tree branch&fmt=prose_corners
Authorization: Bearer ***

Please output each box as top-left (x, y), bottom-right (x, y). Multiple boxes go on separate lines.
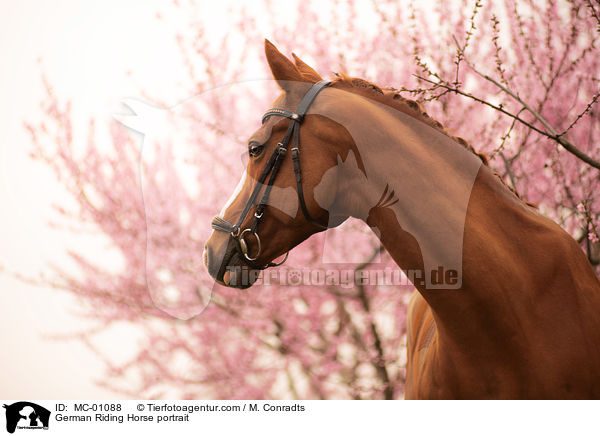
top-left (354, 245), bottom-right (394, 399)
top-left (414, 72), bottom-right (600, 171)
top-left (466, 63), bottom-right (600, 170)
top-left (413, 74), bottom-right (549, 137)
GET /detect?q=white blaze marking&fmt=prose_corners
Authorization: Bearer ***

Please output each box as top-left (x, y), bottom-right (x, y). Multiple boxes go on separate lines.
top-left (219, 170), bottom-right (248, 216)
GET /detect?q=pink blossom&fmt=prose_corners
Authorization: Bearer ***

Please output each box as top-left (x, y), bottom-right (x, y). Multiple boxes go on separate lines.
top-left (26, 0), bottom-right (599, 399)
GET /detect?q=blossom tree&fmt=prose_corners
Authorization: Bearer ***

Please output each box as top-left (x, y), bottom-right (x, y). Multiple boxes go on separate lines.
top-left (24, 0), bottom-right (599, 399)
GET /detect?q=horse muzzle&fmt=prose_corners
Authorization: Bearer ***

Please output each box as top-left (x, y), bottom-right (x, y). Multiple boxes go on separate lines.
top-left (203, 234), bottom-right (260, 289)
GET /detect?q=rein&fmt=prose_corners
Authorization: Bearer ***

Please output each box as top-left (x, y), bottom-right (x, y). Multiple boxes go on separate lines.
top-left (211, 80), bottom-right (331, 269)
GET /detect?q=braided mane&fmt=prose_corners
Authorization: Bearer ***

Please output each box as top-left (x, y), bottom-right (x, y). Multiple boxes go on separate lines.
top-left (329, 74), bottom-right (528, 201)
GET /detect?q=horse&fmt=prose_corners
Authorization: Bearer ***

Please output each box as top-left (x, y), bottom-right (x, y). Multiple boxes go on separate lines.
top-left (203, 39), bottom-right (600, 399)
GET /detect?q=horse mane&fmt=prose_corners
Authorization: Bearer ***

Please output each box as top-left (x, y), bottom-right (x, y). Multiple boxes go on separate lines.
top-left (330, 74), bottom-right (489, 162)
top-left (329, 74), bottom-right (527, 202)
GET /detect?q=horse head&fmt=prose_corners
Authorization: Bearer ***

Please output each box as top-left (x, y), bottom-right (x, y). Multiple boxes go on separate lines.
top-left (203, 40), bottom-right (355, 288)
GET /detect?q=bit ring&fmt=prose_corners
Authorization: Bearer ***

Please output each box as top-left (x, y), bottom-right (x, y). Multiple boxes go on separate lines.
top-left (239, 229), bottom-right (261, 261)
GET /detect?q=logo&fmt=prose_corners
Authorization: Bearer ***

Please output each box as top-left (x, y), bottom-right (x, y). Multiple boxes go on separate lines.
top-left (3, 402), bottom-right (50, 433)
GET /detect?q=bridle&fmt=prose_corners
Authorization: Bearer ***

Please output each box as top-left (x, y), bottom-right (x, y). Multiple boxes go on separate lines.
top-left (211, 80), bottom-right (331, 270)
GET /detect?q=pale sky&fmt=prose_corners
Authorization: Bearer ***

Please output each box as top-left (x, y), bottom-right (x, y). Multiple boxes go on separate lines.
top-left (0, 0), bottom-right (209, 399)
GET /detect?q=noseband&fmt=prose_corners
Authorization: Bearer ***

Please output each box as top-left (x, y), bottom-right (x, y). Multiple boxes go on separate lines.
top-left (211, 80), bottom-right (331, 270)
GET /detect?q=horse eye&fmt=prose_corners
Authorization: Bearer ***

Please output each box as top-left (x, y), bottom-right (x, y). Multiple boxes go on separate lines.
top-left (248, 143), bottom-right (264, 158)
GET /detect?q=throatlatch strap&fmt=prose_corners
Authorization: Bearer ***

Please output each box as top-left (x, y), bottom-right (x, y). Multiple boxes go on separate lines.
top-left (291, 145), bottom-right (327, 230)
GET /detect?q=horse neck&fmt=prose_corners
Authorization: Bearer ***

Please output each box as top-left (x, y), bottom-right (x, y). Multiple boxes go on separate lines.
top-left (365, 163), bottom-right (530, 330)
top-left (324, 93), bottom-right (600, 354)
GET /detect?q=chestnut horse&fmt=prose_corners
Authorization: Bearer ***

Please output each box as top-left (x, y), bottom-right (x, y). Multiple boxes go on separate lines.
top-left (203, 40), bottom-right (600, 399)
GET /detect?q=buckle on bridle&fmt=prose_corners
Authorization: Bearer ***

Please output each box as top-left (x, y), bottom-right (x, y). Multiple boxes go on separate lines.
top-left (276, 143), bottom-right (288, 156)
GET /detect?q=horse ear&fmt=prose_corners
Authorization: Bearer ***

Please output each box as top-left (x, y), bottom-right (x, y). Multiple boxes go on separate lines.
top-left (264, 39), bottom-right (304, 91)
top-left (292, 53), bottom-right (322, 81)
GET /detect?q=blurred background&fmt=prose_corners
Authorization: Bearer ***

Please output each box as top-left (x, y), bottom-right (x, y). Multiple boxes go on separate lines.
top-left (1, 0), bottom-right (598, 399)
top-left (0, 0), bottom-right (192, 398)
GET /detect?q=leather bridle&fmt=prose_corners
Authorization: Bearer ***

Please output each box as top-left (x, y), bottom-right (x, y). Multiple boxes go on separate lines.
top-left (211, 80), bottom-right (331, 270)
